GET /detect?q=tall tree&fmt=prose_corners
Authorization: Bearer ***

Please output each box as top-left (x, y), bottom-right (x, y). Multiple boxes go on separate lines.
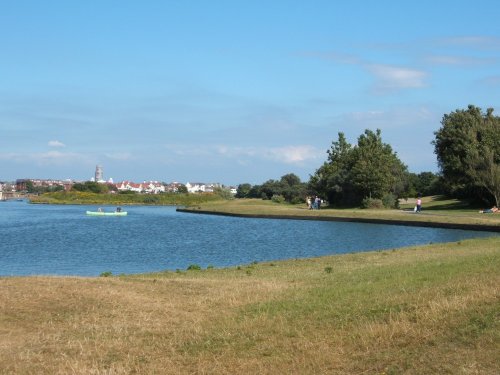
top-left (310, 129), bottom-right (408, 206)
top-left (468, 148), bottom-right (500, 206)
top-left (309, 132), bottom-right (355, 205)
top-left (235, 183), bottom-right (252, 198)
top-left (433, 105), bottom-right (500, 203)
top-left (350, 129), bottom-right (403, 199)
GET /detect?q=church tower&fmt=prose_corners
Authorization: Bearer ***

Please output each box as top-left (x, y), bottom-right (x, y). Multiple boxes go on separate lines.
top-left (95, 165), bottom-right (103, 182)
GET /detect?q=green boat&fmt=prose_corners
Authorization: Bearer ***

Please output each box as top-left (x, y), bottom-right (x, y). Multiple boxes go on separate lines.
top-left (86, 210), bottom-right (128, 216)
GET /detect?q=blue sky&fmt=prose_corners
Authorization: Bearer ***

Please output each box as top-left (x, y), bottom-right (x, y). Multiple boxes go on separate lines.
top-left (1, 1), bottom-right (499, 185)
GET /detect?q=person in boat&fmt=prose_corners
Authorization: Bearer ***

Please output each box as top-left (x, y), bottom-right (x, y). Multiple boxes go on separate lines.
top-left (98, 207), bottom-right (103, 212)
top-left (479, 206), bottom-right (498, 213)
top-left (116, 207), bottom-right (122, 212)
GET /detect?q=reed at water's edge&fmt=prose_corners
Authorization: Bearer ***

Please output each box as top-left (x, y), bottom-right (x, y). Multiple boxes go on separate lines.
top-left (1, 237), bottom-right (499, 374)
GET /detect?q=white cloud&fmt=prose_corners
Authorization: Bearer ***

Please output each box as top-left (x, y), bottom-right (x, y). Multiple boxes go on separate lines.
top-left (424, 55), bottom-right (495, 66)
top-left (367, 64), bottom-right (428, 92)
top-left (263, 145), bottom-right (323, 165)
top-left (48, 140), bottom-right (66, 148)
top-left (0, 151), bottom-right (90, 165)
top-left (164, 143), bottom-right (323, 166)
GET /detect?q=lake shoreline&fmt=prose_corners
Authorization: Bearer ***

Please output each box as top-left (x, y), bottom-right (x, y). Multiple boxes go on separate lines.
top-left (176, 207), bottom-right (500, 232)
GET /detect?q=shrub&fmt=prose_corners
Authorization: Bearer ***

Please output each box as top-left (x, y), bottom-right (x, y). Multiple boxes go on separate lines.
top-left (100, 271), bottom-right (113, 277)
top-left (382, 193), bottom-right (398, 209)
top-left (271, 194), bottom-right (286, 204)
top-left (187, 264), bottom-right (201, 271)
top-left (143, 195), bottom-right (160, 204)
top-left (361, 198), bottom-right (384, 209)
top-left (324, 267), bottom-right (333, 274)
top-left (291, 197), bottom-right (304, 205)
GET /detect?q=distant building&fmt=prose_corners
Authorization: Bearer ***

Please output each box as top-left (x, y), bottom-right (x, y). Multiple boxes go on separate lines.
top-left (15, 179), bottom-right (73, 192)
top-left (186, 182), bottom-right (206, 193)
top-left (95, 165), bottom-right (104, 183)
top-left (115, 181), bottom-right (165, 194)
top-left (165, 182), bottom-right (185, 193)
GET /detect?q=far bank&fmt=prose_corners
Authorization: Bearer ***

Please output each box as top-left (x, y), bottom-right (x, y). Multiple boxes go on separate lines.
top-left (177, 198), bottom-right (500, 233)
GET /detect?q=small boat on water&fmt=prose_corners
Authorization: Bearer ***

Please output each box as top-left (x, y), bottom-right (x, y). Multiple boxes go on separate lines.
top-left (86, 210), bottom-right (128, 216)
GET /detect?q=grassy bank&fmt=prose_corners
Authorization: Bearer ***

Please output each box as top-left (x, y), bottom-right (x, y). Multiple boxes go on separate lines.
top-left (29, 191), bottom-right (222, 206)
top-left (1, 237), bottom-right (499, 374)
top-left (180, 197), bottom-right (500, 230)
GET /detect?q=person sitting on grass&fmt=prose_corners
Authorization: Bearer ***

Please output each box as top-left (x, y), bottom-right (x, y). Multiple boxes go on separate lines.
top-left (479, 206), bottom-right (498, 213)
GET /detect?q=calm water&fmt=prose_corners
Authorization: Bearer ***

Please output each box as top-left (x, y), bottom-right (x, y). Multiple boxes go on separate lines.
top-left (0, 200), bottom-right (497, 276)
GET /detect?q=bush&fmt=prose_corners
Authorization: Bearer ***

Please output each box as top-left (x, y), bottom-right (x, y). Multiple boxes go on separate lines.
top-left (100, 271), bottom-right (113, 277)
top-left (382, 193), bottom-right (398, 209)
top-left (271, 194), bottom-right (286, 204)
top-left (187, 264), bottom-right (201, 271)
top-left (143, 195), bottom-right (160, 204)
top-left (291, 197), bottom-right (304, 205)
top-left (361, 198), bottom-right (384, 209)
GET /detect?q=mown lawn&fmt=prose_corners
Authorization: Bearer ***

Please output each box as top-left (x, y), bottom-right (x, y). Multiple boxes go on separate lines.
top-left (182, 197), bottom-right (500, 230)
top-left (1, 237), bottom-right (499, 374)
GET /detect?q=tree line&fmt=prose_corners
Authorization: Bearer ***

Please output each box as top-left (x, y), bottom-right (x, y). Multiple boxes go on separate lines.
top-left (236, 105), bottom-right (500, 208)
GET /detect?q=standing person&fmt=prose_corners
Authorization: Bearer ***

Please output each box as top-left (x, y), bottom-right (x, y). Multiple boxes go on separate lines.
top-left (316, 196), bottom-right (321, 210)
top-left (416, 195), bottom-right (422, 213)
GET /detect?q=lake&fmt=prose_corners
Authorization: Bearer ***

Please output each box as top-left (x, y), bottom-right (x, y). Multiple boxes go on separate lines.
top-left (0, 200), bottom-right (497, 276)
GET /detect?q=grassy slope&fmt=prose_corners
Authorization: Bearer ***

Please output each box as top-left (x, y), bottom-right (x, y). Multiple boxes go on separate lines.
top-left (1, 238), bottom-right (499, 374)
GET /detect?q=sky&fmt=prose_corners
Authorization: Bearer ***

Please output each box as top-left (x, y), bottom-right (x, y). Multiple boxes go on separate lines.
top-left (1, 1), bottom-right (499, 186)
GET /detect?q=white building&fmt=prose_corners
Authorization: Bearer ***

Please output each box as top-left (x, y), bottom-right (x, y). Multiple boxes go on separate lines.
top-left (143, 181), bottom-right (165, 194)
top-left (116, 181), bottom-right (165, 194)
top-left (185, 182), bottom-right (206, 193)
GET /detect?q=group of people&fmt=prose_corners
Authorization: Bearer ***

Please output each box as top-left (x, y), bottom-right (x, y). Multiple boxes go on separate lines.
top-left (307, 196), bottom-right (322, 210)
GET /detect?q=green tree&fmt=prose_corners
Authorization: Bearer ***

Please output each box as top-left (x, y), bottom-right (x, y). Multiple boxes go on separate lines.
top-left (310, 129), bottom-right (409, 206)
top-left (25, 180), bottom-right (35, 193)
top-left (309, 132), bottom-right (355, 205)
top-left (72, 181), bottom-right (109, 194)
top-left (279, 173), bottom-right (307, 203)
top-left (433, 105), bottom-right (500, 203)
top-left (468, 148), bottom-right (500, 206)
top-left (176, 184), bottom-right (188, 194)
top-left (236, 183), bottom-right (252, 198)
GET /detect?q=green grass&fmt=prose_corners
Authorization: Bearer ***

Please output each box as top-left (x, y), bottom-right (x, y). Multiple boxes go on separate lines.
top-left (1, 238), bottom-right (499, 373)
top-left (29, 190), bottom-right (222, 206)
top-left (182, 196), bottom-right (500, 230)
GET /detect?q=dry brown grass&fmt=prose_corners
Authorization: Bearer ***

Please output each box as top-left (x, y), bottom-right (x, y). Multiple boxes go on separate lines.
top-left (1, 237), bottom-right (499, 374)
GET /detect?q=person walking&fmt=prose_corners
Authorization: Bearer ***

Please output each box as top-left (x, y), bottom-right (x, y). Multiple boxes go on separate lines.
top-left (416, 196), bottom-right (422, 213)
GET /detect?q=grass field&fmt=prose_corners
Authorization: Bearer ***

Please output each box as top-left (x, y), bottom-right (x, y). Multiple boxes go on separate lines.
top-left (1, 196), bottom-right (499, 374)
top-left (1, 237), bottom-right (499, 374)
top-left (181, 196), bottom-right (500, 230)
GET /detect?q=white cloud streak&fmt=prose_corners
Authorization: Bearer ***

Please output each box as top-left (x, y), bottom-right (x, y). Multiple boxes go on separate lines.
top-left (48, 140), bottom-right (66, 148)
top-left (367, 64), bottom-right (428, 92)
top-left (0, 151), bottom-right (91, 165)
top-left (164, 144), bottom-right (324, 166)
